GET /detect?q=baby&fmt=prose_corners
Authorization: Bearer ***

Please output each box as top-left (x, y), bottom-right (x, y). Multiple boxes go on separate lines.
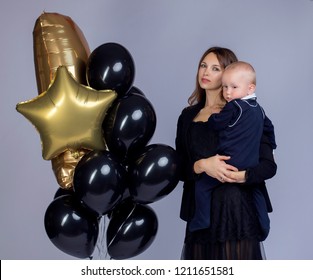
top-left (189, 61), bottom-right (276, 241)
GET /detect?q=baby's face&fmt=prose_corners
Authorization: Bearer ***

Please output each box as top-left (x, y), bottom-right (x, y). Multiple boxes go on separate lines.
top-left (222, 69), bottom-right (253, 102)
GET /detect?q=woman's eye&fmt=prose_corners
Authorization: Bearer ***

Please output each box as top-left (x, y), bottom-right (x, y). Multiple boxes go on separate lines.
top-left (200, 63), bottom-right (207, 68)
top-left (212, 67), bottom-right (220, 71)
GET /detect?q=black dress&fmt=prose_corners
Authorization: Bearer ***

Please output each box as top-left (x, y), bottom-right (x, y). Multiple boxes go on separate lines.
top-left (176, 103), bottom-right (276, 260)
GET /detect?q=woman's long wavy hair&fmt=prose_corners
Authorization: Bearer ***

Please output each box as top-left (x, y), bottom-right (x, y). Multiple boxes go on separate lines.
top-left (188, 47), bottom-right (238, 106)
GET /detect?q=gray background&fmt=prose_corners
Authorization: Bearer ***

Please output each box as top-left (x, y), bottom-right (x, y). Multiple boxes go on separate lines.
top-left (1, 0), bottom-right (312, 260)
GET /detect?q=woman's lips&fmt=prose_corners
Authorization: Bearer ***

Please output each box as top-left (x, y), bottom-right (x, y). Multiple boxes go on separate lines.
top-left (201, 78), bottom-right (210, 83)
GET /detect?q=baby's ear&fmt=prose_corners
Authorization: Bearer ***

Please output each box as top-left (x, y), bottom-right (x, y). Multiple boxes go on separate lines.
top-left (248, 83), bottom-right (256, 94)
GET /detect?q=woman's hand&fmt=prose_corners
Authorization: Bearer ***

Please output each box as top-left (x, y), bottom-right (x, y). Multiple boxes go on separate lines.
top-left (226, 170), bottom-right (246, 183)
top-left (194, 154), bottom-right (245, 183)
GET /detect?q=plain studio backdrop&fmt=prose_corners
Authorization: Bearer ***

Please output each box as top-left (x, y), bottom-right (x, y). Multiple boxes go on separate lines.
top-left (0, 0), bottom-right (312, 260)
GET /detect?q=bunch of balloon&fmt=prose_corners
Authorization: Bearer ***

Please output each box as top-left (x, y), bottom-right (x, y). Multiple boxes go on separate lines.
top-left (16, 12), bottom-right (181, 260)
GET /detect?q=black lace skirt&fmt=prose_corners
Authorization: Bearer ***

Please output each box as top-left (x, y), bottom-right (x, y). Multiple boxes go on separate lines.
top-left (182, 183), bottom-right (265, 260)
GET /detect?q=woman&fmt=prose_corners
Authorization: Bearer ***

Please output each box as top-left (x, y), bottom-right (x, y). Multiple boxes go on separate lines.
top-left (175, 47), bottom-right (277, 259)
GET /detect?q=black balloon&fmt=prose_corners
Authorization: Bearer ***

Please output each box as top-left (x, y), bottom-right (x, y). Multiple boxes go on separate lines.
top-left (126, 86), bottom-right (145, 97)
top-left (103, 93), bottom-right (156, 162)
top-left (107, 199), bottom-right (158, 259)
top-left (44, 194), bottom-right (99, 259)
top-left (54, 187), bottom-right (73, 199)
top-left (73, 150), bottom-right (126, 216)
top-left (86, 42), bottom-right (135, 96)
top-left (128, 144), bottom-right (180, 204)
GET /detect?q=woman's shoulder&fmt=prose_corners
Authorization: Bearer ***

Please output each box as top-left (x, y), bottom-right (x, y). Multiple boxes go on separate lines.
top-left (177, 105), bottom-right (200, 126)
top-left (180, 103), bottom-right (201, 116)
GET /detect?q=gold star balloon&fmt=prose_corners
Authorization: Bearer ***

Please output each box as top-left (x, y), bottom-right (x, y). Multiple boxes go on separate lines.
top-left (16, 66), bottom-right (117, 160)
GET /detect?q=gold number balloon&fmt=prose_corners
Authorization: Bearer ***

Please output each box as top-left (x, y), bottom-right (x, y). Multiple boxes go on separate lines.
top-left (51, 149), bottom-right (90, 190)
top-left (33, 12), bottom-right (91, 94)
top-left (32, 12), bottom-right (92, 189)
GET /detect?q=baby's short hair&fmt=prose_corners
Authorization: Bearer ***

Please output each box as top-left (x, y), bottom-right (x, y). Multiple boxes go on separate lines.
top-left (225, 61), bottom-right (256, 84)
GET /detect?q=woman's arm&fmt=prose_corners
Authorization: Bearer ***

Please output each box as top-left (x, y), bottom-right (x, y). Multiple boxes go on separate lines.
top-left (225, 134), bottom-right (277, 183)
top-left (244, 134), bottom-right (277, 184)
top-left (194, 134), bottom-right (277, 184)
top-left (175, 109), bottom-right (198, 182)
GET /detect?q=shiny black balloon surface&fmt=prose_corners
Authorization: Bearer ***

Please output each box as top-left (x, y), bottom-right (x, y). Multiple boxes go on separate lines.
top-left (107, 199), bottom-right (158, 259)
top-left (44, 194), bottom-right (99, 259)
top-left (73, 151), bottom-right (126, 216)
top-left (86, 42), bottom-right (135, 96)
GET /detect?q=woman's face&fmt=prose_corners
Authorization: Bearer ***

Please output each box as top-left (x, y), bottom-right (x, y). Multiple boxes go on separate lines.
top-left (198, 52), bottom-right (223, 91)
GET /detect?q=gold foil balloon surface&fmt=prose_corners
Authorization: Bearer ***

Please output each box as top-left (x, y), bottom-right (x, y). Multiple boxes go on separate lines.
top-left (16, 66), bottom-right (117, 160)
top-left (32, 12), bottom-right (92, 188)
top-left (51, 149), bottom-right (90, 189)
top-left (33, 12), bottom-right (90, 94)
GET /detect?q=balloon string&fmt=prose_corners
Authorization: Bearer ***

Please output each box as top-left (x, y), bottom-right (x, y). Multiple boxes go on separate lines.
top-left (93, 216), bottom-right (108, 259)
top-left (107, 203), bottom-right (136, 249)
top-left (97, 216), bottom-right (108, 260)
